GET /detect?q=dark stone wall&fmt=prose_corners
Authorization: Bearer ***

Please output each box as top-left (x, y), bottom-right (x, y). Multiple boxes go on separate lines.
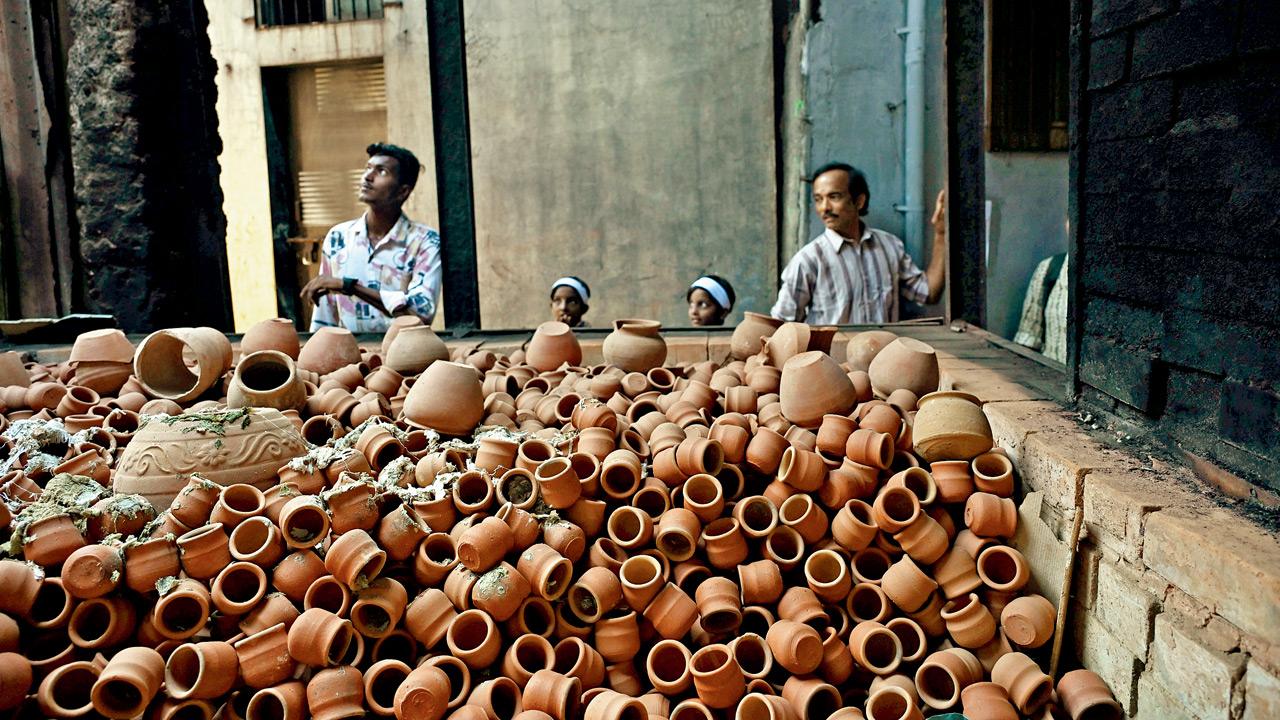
top-left (66, 0), bottom-right (232, 332)
top-left (1078, 0), bottom-right (1280, 489)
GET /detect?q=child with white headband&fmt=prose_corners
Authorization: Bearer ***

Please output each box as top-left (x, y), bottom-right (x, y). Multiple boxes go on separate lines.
top-left (686, 274), bottom-right (736, 326)
top-left (550, 276), bottom-right (591, 327)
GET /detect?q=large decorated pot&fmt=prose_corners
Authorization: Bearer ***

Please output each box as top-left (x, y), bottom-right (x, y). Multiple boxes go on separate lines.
top-left (113, 407), bottom-right (308, 511)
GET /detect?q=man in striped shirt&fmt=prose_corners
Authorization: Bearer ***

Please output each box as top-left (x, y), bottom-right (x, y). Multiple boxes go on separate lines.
top-left (771, 162), bottom-right (946, 324)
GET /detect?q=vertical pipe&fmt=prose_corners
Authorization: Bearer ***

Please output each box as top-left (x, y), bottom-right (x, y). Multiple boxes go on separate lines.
top-left (903, 0), bottom-right (926, 260)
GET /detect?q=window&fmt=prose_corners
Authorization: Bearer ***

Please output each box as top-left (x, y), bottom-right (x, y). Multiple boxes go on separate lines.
top-left (986, 0), bottom-right (1069, 151)
top-left (256, 0), bottom-right (383, 28)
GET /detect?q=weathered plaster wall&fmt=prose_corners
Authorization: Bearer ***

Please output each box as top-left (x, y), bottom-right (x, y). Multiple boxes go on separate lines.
top-left (206, 0), bottom-right (438, 331)
top-left (463, 0), bottom-right (777, 329)
top-left (69, 0), bottom-right (232, 331)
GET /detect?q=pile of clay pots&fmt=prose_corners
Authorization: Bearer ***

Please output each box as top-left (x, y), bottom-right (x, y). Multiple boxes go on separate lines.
top-left (0, 315), bottom-right (1125, 720)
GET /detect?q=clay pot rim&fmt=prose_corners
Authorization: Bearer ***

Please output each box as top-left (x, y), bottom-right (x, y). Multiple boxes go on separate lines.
top-left (917, 390), bottom-right (984, 408)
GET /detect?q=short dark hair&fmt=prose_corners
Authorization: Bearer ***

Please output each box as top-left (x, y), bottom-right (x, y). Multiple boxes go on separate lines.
top-left (686, 274), bottom-right (737, 310)
top-left (811, 161), bottom-right (870, 216)
top-left (366, 142), bottom-right (420, 189)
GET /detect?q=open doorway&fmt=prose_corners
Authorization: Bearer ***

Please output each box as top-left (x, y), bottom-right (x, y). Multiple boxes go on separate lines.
top-left (261, 60), bottom-right (389, 329)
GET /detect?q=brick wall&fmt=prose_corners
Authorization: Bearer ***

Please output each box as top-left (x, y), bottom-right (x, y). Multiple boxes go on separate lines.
top-left (1077, 0), bottom-right (1280, 490)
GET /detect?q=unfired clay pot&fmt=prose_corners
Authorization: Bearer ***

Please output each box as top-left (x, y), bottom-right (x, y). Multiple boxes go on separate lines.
top-left (779, 351), bottom-right (856, 428)
top-left (603, 320), bottom-right (667, 373)
top-left (867, 337), bottom-right (939, 398)
top-left (912, 391), bottom-right (993, 462)
top-left (385, 326), bottom-right (450, 375)
top-left (113, 407), bottom-right (308, 511)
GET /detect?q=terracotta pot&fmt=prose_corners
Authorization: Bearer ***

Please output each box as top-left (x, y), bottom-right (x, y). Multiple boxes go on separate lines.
top-left (689, 644), bottom-right (744, 709)
top-left (765, 619), bottom-right (823, 675)
top-left (118, 536), bottom-right (178, 595)
top-left (782, 677), bottom-right (842, 720)
top-left (1056, 669), bottom-right (1123, 720)
top-left (400, 588), bottom-right (457, 650)
top-left (211, 561), bottom-right (269, 615)
top-left (960, 681), bottom-right (1018, 720)
top-left (567, 566), bottom-right (622, 623)
top-left (402, 361), bottom-right (484, 436)
top-left (228, 351), bottom-right (307, 411)
top-left (844, 330), bottom-right (897, 372)
top-left (738, 558), bottom-right (784, 605)
top-left (778, 352), bottom-right (855, 428)
top-left (379, 314), bottom-right (424, 355)
top-left (913, 647), bottom-right (983, 710)
top-left (930, 460), bottom-right (974, 504)
top-left (845, 582), bottom-right (891, 624)
top-left (241, 317), bottom-right (301, 358)
top-left (976, 545), bottom-right (1030, 592)
top-left (691, 577), bottom-right (740, 635)
top-left (591, 610), bottom-right (640, 664)
top-left (940, 593), bottom-right (997, 648)
top-left (59, 543), bottom-right (121, 599)
top-left (385, 326), bottom-right (450, 375)
top-left (848, 620), bottom-right (903, 676)
top-left (912, 391), bottom-right (992, 462)
top-left (472, 562), bottom-right (531, 623)
top-left (115, 407), bottom-right (307, 511)
top-left (831, 499), bottom-right (878, 552)
top-left (498, 633), bottom-right (554, 687)
top-left (702, 517), bottom-right (749, 569)
top-left (21, 513), bottom-right (87, 567)
top-left (542, 521), bottom-right (587, 564)
top-left (164, 641), bottom-right (239, 700)
top-left (325, 529), bottom-right (387, 589)
top-left (298, 327), bottom-right (362, 375)
top-left (352, 577), bottom-right (410, 637)
top-left (872, 486), bottom-right (921, 534)
top-left (175, 523), bottom-right (231, 580)
top-left (971, 451), bottom-right (1014, 497)
top-left (308, 666), bottom-right (365, 720)
top-left (893, 512), bottom-right (949, 565)
top-left (91, 646), bottom-right (164, 719)
top-left (603, 319), bottom-right (667, 372)
top-left (864, 685), bottom-right (923, 720)
top-left (448, 610), bottom-right (502, 669)
top-left (278, 494), bottom-right (330, 550)
top-left (68, 595), bottom-right (135, 649)
top-left (457, 516), bottom-right (516, 573)
top-left (730, 312), bottom-right (783, 360)
top-left (553, 636), bottom-right (605, 688)
top-left (132, 327), bottom-right (232, 402)
top-left (36, 658), bottom-right (100, 716)
top-left (208, 484), bottom-right (265, 530)
top-left (866, 337), bottom-right (938, 399)
top-left (991, 652), bottom-right (1053, 716)
top-left (931, 547), bottom-right (982, 600)
top-left (643, 583), bottom-right (698, 639)
top-left (518, 543), bottom-right (574, 602)
top-left (645, 639), bottom-right (693, 695)
top-left (880, 554), bottom-right (938, 614)
top-left (523, 670), bottom-right (581, 720)
top-left (741, 426), bottom-right (786, 475)
top-left (526, 322), bottom-right (583, 372)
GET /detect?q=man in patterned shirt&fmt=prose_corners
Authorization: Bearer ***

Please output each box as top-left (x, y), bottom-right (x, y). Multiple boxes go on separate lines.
top-left (771, 162), bottom-right (946, 324)
top-left (302, 143), bottom-right (443, 333)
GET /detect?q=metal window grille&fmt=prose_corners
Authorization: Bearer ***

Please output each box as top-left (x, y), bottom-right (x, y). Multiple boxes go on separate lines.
top-left (256, 0), bottom-right (384, 28)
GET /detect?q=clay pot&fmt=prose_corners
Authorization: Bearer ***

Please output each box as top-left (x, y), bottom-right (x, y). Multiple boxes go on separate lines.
top-left (738, 558), bottom-right (784, 605)
top-left (963, 490), bottom-right (1018, 539)
top-left (380, 314), bottom-right (424, 355)
top-left (864, 686), bottom-right (923, 720)
top-left (931, 547), bottom-right (983, 600)
top-left (1056, 669), bottom-right (1124, 720)
top-left (971, 452), bottom-right (1014, 497)
top-left (912, 391), bottom-right (992, 462)
top-left (646, 640), bottom-right (693, 694)
top-left (867, 337), bottom-right (939, 398)
top-left (998, 594), bottom-right (1056, 649)
top-left (326, 529), bottom-right (387, 589)
top-left (298, 327), bottom-right (362, 375)
top-left (913, 647), bottom-right (983, 710)
top-left (67, 594), bottom-right (135, 649)
top-left (448, 610), bottom-right (502, 669)
top-left (940, 593), bottom-right (997, 648)
top-left (881, 555), bottom-right (937, 614)
top-left (91, 646), bottom-right (165, 719)
top-left (779, 352), bottom-right (856, 428)
top-left (523, 670), bottom-right (582, 720)
top-left (519, 543), bottom-right (575, 602)
top-left (730, 312), bottom-right (784, 360)
top-left (308, 666), bottom-right (366, 720)
top-left (228, 350), bottom-right (307, 411)
top-left (352, 577), bottom-right (410, 637)
top-left (848, 620), bottom-right (903, 676)
top-left (472, 562), bottom-right (531, 622)
top-left (457, 516), bottom-right (516, 572)
top-left (211, 561), bottom-right (269, 615)
top-left (844, 330), bottom-right (898, 372)
top-left (241, 317), bottom-right (301, 358)
top-left (499, 633), bottom-right (554, 687)
top-left (133, 327), bottom-right (232, 402)
top-left (22, 513), bottom-right (87, 567)
top-left (930, 460), bottom-right (974, 504)
top-left (164, 641), bottom-right (239, 700)
top-left (976, 545), bottom-right (1031, 593)
top-left (803, 549), bottom-right (851, 604)
top-left (36, 658), bottom-right (101, 716)
top-left (114, 407), bottom-right (307, 511)
top-left (603, 319), bottom-right (667, 372)
top-left (606, 505), bottom-right (653, 550)
top-left (176, 523), bottom-right (231, 580)
top-left (385, 326), bottom-right (450, 375)
top-left (644, 583), bottom-right (698, 639)
top-left (688, 644), bottom-right (744, 709)
top-left (960, 681), bottom-right (1019, 720)
top-left (832, 500), bottom-right (879, 552)
top-left (872, 486), bottom-right (921, 534)
top-left (527, 322), bottom-right (583, 372)
top-left (765, 619), bottom-right (823, 674)
top-left (991, 652), bottom-right (1053, 716)
top-left (701, 517), bottom-right (748, 569)
top-left (744, 426), bottom-right (789, 475)
top-left (781, 677), bottom-right (842, 720)
top-left (402, 361), bottom-right (484, 436)
top-left (894, 512), bottom-right (949, 565)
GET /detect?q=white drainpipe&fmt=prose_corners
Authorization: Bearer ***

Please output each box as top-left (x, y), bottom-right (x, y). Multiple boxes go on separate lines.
top-left (898, 0), bottom-right (927, 258)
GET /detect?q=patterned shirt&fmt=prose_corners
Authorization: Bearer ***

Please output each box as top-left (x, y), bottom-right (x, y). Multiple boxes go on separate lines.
top-left (771, 226), bottom-right (930, 324)
top-left (309, 212), bottom-right (443, 333)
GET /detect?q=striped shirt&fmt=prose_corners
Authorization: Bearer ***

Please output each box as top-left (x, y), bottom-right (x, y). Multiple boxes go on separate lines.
top-left (310, 212), bottom-right (443, 333)
top-left (771, 226), bottom-right (930, 324)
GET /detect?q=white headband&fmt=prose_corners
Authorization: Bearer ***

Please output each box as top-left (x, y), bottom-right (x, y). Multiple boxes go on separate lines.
top-left (690, 276), bottom-right (732, 310)
top-left (552, 277), bottom-right (590, 302)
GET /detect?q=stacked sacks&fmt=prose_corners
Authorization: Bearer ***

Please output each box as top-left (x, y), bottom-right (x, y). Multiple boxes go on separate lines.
top-left (0, 319), bottom-right (1124, 720)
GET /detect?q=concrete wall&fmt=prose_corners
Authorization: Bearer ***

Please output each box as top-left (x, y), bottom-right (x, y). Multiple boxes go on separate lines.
top-left (801, 0), bottom-right (948, 317)
top-left (206, 0), bottom-right (438, 332)
top-left (463, 0), bottom-right (777, 329)
top-left (984, 152), bottom-right (1070, 339)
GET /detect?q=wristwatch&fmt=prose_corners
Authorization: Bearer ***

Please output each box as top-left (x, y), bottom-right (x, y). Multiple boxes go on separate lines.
top-left (342, 277), bottom-right (357, 295)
